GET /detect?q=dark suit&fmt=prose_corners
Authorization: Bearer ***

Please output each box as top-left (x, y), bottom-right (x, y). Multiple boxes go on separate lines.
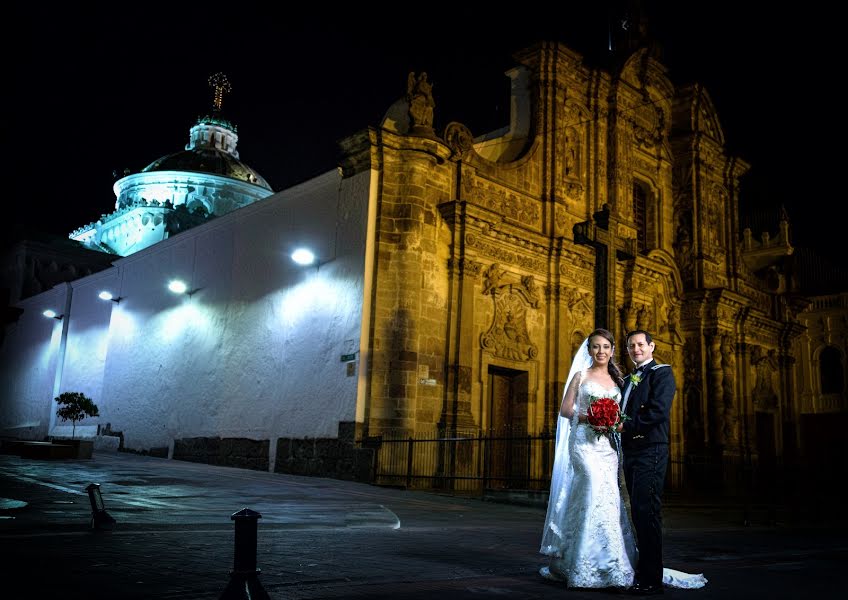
top-left (621, 359), bottom-right (676, 588)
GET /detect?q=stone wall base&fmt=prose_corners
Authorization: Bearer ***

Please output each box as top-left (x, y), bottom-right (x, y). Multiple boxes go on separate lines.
top-left (173, 436), bottom-right (270, 471)
top-left (275, 422), bottom-right (374, 482)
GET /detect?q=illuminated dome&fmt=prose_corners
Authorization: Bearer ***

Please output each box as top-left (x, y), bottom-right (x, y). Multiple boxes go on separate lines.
top-left (142, 147), bottom-right (272, 190)
top-left (70, 73), bottom-right (275, 257)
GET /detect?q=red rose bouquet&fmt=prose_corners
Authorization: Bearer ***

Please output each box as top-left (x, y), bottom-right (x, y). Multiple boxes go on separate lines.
top-left (586, 397), bottom-right (627, 440)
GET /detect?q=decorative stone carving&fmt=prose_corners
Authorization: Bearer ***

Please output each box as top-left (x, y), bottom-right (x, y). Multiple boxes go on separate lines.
top-left (622, 303), bottom-right (638, 333)
top-left (751, 346), bottom-right (779, 409)
top-left (637, 303), bottom-right (653, 331)
top-left (720, 335), bottom-right (739, 445)
top-left (481, 291), bottom-right (539, 361)
top-left (564, 127), bottom-right (580, 179)
top-left (444, 122), bottom-right (474, 159)
top-left (467, 180), bottom-right (540, 227)
top-left (565, 181), bottom-right (584, 201)
top-left (483, 263), bottom-right (507, 295)
top-left (447, 257), bottom-right (483, 278)
top-left (465, 234), bottom-right (547, 273)
top-left (407, 72), bottom-right (435, 135)
top-left (480, 264), bottom-right (540, 361)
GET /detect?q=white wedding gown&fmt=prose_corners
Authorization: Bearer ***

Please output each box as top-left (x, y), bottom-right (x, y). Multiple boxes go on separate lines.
top-left (540, 379), bottom-right (707, 590)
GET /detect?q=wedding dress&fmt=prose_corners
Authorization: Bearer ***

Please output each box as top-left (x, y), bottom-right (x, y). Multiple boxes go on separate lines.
top-left (540, 378), bottom-right (636, 588)
top-left (540, 373), bottom-right (708, 590)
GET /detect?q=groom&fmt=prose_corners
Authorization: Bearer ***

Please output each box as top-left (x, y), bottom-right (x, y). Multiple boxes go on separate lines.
top-left (619, 330), bottom-right (676, 596)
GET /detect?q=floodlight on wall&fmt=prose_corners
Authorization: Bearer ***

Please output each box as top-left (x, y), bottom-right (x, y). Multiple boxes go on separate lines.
top-left (291, 248), bottom-right (316, 266)
top-left (43, 309), bottom-right (64, 320)
top-left (168, 279), bottom-right (200, 297)
top-left (98, 291), bottom-right (122, 303)
top-left (168, 280), bottom-right (188, 294)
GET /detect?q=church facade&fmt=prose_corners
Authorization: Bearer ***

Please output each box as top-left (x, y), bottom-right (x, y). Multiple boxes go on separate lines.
top-left (344, 42), bottom-right (846, 494)
top-left (2, 42), bottom-right (845, 497)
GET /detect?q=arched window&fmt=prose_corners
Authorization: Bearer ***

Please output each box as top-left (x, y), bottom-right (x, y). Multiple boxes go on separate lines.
top-left (633, 181), bottom-right (648, 253)
top-left (820, 346), bottom-right (844, 394)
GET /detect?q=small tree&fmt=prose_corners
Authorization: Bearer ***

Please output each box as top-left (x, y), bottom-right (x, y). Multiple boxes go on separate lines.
top-left (55, 392), bottom-right (99, 439)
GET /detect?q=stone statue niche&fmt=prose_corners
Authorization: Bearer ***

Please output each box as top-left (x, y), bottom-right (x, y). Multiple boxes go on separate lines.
top-left (407, 72), bottom-right (435, 135)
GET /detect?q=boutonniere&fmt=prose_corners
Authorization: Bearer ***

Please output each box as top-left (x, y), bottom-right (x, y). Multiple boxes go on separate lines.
top-left (629, 372), bottom-right (642, 387)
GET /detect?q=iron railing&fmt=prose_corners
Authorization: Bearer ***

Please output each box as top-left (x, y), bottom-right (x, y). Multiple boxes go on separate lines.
top-left (359, 428), bottom-right (556, 494)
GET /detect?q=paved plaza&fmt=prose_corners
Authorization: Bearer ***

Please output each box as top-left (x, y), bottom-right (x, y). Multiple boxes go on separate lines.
top-left (0, 452), bottom-right (843, 599)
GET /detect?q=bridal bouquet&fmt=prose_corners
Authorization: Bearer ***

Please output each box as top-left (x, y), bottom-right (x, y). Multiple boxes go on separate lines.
top-left (586, 397), bottom-right (628, 440)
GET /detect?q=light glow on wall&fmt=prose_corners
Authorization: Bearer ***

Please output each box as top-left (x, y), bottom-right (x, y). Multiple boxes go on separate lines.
top-left (109, 307), bottom-right (137, 340)
top-left (280, 277), bottom-right (337, 327)
top-left (160, 302), bottom-right (210, 342)
top-left (98, 291), bottom-right (114, 301)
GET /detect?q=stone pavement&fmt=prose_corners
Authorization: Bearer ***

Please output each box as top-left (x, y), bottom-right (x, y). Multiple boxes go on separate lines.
top-left (0, 452), bottom-right (844, 599)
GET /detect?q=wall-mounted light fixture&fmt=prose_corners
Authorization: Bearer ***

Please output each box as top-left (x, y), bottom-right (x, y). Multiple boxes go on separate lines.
top-left (168, 280), bottom-right (188, 294)
top-left (291, 248), bottom-right (316, 266)
top-left (43, 309), bottom-right (64, 320)
top-left (168, 279), bottom-right (199, 296)
top-left (291, 247), bottom-right (336, 271)
top-left (98, 291), bottom-right (122, 303)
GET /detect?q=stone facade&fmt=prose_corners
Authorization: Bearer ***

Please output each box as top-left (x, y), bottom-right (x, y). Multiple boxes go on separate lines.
top-left (342, 43), bottom-right (847, 492)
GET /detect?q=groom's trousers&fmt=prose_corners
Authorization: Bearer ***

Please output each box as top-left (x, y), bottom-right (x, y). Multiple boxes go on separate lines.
top-left (623, 442), bottom-right (669, 587)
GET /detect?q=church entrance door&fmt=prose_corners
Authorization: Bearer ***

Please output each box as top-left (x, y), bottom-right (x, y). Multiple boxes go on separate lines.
top-left (486, 366), bottom-right (528, 489)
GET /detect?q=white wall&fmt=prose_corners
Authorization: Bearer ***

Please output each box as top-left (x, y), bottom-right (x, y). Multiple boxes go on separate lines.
top-left (0, 168), bottom-right (370, 453)
top-left (0, 284), bottom-right (71, 439)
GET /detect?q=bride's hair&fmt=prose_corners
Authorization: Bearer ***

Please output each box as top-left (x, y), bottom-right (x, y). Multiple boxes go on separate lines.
top-left (587, 328), bottom-right (624, 389)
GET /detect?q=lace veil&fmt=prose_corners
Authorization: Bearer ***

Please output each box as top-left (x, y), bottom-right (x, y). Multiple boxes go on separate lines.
top-left (539, 337), bottom-right (592, 556)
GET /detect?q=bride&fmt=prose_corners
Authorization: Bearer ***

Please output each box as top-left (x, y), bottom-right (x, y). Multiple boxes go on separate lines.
top-left (539, 328), bottom-right (706, 591)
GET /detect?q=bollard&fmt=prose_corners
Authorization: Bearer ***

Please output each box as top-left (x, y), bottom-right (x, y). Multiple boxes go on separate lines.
top-left (85, 483), bottom-right (116, 531)
top-left (219, 508), bottom-right (270, 600)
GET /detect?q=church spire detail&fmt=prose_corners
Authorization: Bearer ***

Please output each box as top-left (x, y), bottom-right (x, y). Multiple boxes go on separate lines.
top-left (187, 73), bottom-right (240, 157)
top-left (208, 72), bottom-right (232, 113)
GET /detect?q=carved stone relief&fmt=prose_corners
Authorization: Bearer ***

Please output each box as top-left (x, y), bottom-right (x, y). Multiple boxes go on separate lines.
top-left (465, 233), bottom-right (547, 273)
top-left (720, 334), bottom-right (739, 444)
top-left (751, 346), bottom-right (779, 409)
top-left (467, 181), bottom-right (540, 227)
top-left (447, 257), bottom-right (483, 278)
top-left (444, 122), bottom-right (474, 159)
top-left (480, 263), bottom-right (540, 360)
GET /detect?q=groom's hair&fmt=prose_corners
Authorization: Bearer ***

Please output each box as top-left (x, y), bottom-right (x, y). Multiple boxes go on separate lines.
top-left (625, 329), bottom-right (653, 344)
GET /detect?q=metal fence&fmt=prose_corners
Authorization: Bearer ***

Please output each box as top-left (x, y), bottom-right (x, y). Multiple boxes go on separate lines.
top-left (359, 428), bottom-right (556, 494)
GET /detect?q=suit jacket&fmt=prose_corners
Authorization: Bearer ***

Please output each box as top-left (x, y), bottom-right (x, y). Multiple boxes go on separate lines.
top-left (621, 359), bottom-right (676, 449)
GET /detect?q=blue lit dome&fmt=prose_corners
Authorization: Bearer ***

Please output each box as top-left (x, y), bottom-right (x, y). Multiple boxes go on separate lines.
top-left (142, 147), bottom-right (272, 191)
top-left (70, 97), bottom-right (275, 257)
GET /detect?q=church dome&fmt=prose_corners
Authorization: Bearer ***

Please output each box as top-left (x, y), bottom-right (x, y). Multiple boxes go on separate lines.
top-left (142, 147), bottom-right (272, 191)
top-left (70, 73), bottom-right (275, 257)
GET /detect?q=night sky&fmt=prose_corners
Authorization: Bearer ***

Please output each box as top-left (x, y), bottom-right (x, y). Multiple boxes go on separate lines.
top-left (5, 2), bottom-right (841, 258)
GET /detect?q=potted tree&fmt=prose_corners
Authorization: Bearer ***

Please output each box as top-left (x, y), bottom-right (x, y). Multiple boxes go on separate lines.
top-left (54, 392), bottom-right (99, 458)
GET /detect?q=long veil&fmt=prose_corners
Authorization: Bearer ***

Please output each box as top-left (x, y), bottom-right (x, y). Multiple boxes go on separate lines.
top-left (539, 338), bottom-right (591, 556)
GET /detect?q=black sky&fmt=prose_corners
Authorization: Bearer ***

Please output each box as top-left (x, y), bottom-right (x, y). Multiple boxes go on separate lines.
top-left (4, 2), bottom-right (842, 257)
